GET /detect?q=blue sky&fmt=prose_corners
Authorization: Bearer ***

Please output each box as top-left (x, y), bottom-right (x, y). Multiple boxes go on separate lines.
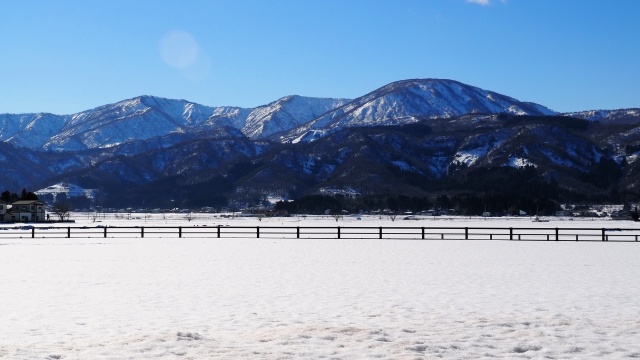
top-left (1, 0), bottom-right (638, 114)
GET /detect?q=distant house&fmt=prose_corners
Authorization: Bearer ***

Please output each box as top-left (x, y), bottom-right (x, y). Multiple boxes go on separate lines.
top-left (8, 200), bottom-right (46, 222)
top-left (241, 208), bottom-right (289, 217)
top-left (0, 200), bottom-right (7, 222)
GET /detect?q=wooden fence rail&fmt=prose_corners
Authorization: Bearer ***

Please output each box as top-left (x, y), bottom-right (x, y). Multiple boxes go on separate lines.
top-left (1, 225), bottom-right (640, 242)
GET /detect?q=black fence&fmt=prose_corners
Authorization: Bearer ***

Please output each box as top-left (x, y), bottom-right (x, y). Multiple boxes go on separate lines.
top-left (1, 225), bottom-right (640, 242)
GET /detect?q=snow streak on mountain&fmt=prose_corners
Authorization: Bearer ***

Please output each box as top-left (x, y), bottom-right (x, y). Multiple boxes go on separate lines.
top-left (242, 96), bottom-right (350, 139)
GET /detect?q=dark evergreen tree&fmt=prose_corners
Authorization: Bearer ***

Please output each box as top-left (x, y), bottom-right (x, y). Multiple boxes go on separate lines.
top-left (1, 190), bottom-right (20, 203)
top-left (1, 191), bottom-right (11, 203)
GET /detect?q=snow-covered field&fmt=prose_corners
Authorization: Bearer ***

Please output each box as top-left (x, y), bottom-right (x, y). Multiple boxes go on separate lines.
top-left (1, 215), bottom-right (639, 359)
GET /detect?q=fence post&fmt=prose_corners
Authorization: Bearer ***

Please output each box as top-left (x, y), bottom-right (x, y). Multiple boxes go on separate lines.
top-left (217, 225), bottom-right (221, 238)
top-left (465, 227), bottom-right (468, 240)
top-left (31, 227), bottom-right (35, 238)
top-left (509, 227), bottom-right (513, 240)
top-left (257, 226), bottom-right (260, 238)
top-left (555, 227), bottom-right (559, 241)
top-left (421, 227), bottom-right (425, 240)
top-left (601, 228), bottom-right (605, 242)
top-left (67, 227), bottom-right (71, 238)
top-left (379, 226), bottom-right (382, 239)
top-left (296, 226), bottom-right (300, 239)
top-left (337, 226), bottom-right (341, 239)
top-left (141, 226), bottom-right (144, 238)
top-left (104, 227), bottom-right (107, 238)
top-left (178, 226), bottom-right (182, 238)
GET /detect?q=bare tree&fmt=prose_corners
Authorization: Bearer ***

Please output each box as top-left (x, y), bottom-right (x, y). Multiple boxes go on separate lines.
top-left (53, 202), bottom-right (71, 221)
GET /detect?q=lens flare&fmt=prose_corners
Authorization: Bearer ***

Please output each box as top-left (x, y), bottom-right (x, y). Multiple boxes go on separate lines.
top-left (159, 30), bottom-right (199, 69)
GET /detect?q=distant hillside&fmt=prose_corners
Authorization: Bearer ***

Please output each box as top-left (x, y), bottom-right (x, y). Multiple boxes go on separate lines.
top-left (1, 78), bottom-right (639, 211)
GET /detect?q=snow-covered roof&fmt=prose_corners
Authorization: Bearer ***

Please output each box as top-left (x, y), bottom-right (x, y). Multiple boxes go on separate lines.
top-left (11, 200), bottom-right (45, 205)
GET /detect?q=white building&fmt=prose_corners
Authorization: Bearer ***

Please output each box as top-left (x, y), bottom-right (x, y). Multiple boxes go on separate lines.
top-left (8, 200), bottom-right (46, 222)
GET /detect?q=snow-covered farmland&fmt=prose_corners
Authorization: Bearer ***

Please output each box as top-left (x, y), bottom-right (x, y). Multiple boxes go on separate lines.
top-left (1, 215), bottom-right (639, 359)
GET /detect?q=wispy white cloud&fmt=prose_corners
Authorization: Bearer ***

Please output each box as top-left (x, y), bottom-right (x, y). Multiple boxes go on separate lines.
top-left (466, 0), bottom-right (507, 5)
top-left (467, 0), bottom-right (490, 5)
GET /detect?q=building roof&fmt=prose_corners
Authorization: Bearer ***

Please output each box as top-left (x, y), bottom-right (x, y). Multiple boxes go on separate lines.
top-left (11, 200), bottom-right (45, 205)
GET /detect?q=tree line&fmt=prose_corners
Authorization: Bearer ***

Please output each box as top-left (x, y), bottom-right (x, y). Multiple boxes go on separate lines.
top-left (273, 164), bottom-right (564, 216)
top-left (1, 188), bottom-right (39, 202)
top-left (274, 192), bottom-right (559, 216)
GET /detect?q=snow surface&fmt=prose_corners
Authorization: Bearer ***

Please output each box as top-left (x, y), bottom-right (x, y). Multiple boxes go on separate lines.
top-left (507, 156), bottom-right (536, 168)
top-left (541, 149), bottom-right (577, 168)
top-left (1, 215), bottom-right (640, 359)
top-left (453, 148), bottom-right (487, 166)
top-left (243, 96), bottom-right (349, 139)
top-left (563, 108), bottom-right (640, 123)
top-left (35, 183), bottom-right (96, 199)
top-left (392, 160), bottom-right (413, 171)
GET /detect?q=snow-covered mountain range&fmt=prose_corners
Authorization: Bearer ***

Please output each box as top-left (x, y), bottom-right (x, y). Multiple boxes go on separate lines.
top-left (0, 79), bottom-right (554, 151)
top-left (1, 78), bottom-right (639, 208)
top-left (0, 95), bottom-right (348, 151)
